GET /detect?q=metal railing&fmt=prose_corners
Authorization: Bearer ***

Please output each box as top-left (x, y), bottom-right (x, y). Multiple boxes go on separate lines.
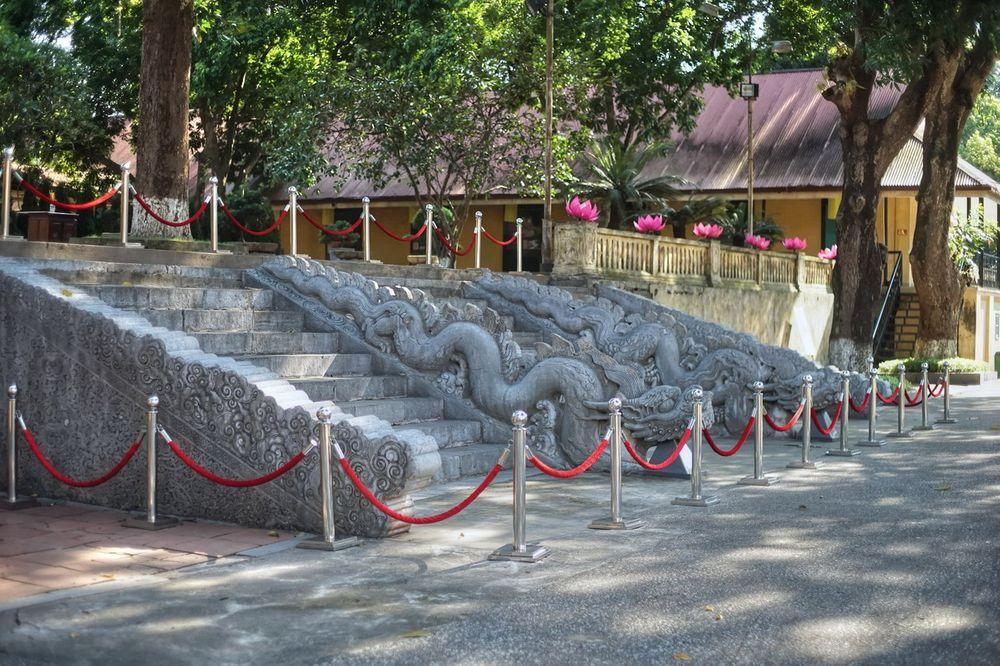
top-left (872, 251), bottom-right (903, 353)
top-left (978, 251), bottom-right (998, 290)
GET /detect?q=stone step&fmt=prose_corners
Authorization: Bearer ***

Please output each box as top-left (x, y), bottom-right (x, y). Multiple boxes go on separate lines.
top-left (340, 397), bottom-right (443, 425)
top-left (397, 419), bottom-right (482, 448)
top-left (253, 309), bottom-right (305, 332)
top-left (56, 269), bottom-right (245, 289)
top-left (83, 284), bottom-right (272, 310)
top-left (437, 443), bottom-right (506, 482)
top-left (289, 375), bottom-right (407, 402)
top-left (191, 331), bottom-right (338, 355)
top-left (236, 353), bottom-right (371, 378)
top-left (131, 308), bottom-right (304, 334)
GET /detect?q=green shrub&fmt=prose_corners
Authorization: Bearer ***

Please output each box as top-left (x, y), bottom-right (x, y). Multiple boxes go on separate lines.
top-left (877, 357), bottom-right (988, 374)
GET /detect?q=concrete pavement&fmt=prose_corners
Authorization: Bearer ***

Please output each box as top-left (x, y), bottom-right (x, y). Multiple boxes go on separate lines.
top-left (1, 384), bottom-right (998, 665)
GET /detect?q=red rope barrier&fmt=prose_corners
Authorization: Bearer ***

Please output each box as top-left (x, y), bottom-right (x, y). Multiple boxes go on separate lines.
top-left (928, 382), bottom-right (946, 397)
top-left (528, 438), bottom-right (609, 478)
top-left (849, 391), bottom-right (871, 413)
top-left (222, 203), bottom-right (288, 236)
top-left (164, 438), bottom-right (306, 487)
top-left (22, 429), bottom-right (141, 488)
top-left (372, 217), bottom-right (427, 242)
top-left (623, 428), bottom-right (692, 470)
top-left (904, 385), bottom-right (925, 406)
top-left (810, 401), bottom-right (843, 436)
top-left (298, 207), bottom-right (363, 236)
top-left (763, 402), bottom-right (804, 432)
top-left (19, 177), bottom-right (119, 211)
top-left (704, 416), bottom-right (755, 457)
top-left (434, 227), bottom-right (477, 257)
top-left (339, 457), bottom-right (502, 524)
top-left (134, 192), bottom-right (208, 227)
top-left (877, 386), bottom-right (901, 405)
top-left (482, 228), bottom-right (517, 246)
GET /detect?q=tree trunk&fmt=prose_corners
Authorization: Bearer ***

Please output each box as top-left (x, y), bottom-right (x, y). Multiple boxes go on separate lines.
top-left (911, 37), bottom-right (997, 358)
top-left (131, 0), bottom-right (194, 238)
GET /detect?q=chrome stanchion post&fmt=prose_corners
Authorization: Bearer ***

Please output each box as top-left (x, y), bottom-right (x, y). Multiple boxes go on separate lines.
top-left (515, 217), bottom-right (523, 272)
top-left (362, 196), bottom-right (372, 262)
top-left (2, 385), bottom-right (36, 510)
top-left (590, 397), bottom-right (644, 529)
top-left (672, 387), bottom-right (719, 506)
top-left (209, 176), bottom-right (219, 253)
top-left (490, 410), bottom-right (549, 562)
top-left (2, 147), bottom-right (14, 240)
top-left (474, 211), bottom-right (483, 269)
top-left (740, 381), bottom-right (778, 486)
top-left (298, 407), bottom-right (361, 552)
top-left (827, 370), bottom-right (860, 456)
top-left (288, 186), bottom-right (298, 256)
top-left (913, 362), bottom-right (933, 431)
top-left (860, 367), bottom-right (886, 446)
top-left (936, 361), bottom-right (956, 424)
top-left (424, 204), bottom-right (434, 266)
top-left (788, 375), bottom-right (820, 469)
top-left (887, 364), bottom-right (911, 438)
top-left (124, 396), bottom-right (178, 529)
top-left (119, 162), bottom-right (131, 246)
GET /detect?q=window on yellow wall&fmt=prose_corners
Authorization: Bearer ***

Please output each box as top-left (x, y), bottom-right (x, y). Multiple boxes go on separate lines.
top-left (820, 199), bottom-right (837, 248)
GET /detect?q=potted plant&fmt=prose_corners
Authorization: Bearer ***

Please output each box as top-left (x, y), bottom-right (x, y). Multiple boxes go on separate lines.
top-left (320, 219), bottom-right (361, 259)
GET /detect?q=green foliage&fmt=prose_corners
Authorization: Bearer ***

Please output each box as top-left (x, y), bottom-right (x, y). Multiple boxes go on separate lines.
top-left (960, 80), bottom-right (1000, 181)
top-left (949, 204), bottom-right (999, 282)
top-left (319, 219), bottom-right (361, 247)
top-left (662, 197), bottom-right (730, 236)
top-left (574, 137), bottom-right (682, 229)
top-left (877, 357), bottom-right (988, 374)
top-left (202, 185), bottom-right (276, 242)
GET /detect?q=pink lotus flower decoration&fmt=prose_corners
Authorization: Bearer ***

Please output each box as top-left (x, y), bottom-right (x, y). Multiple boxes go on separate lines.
top-left (782, 236), bottom-right (807, 251)
top-left (693, 222), bottom-right (724, 239)
top-left (634, 214), bottom-right (665, 234)
top-left (818, 245), bottom-right (838, 260)
top-left (565, 196), bottom-right (599, 222)
top-left (745, 233), bottom-right (771, 250)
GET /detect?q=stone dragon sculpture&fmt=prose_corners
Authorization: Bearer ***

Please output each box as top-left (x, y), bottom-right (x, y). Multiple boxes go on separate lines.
top-left (260, 257), bottom-right (707, 466)
top-left (471, 272), bottom-right (863, 437)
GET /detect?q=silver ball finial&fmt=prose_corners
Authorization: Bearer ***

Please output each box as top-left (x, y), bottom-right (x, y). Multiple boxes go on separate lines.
top-left (361, 196), bottom-right (370, 204)
top-left (7, 384), bottom-right (17, 398)
top-left (690, 387), bottom-right (704, 401)
top-left (803, 374), bottom-right (813, 384)
top-left (147, 395), bottom-right (159, 409)
top-left (866, 355), bottom-right (874, 364)
top-left (287, 185), bottom-right (297, 194)
top-left (868, 367), bottom-right (878, 377)
top-left (920, 362), bottom-right (929, 371)
top-left (3, 146), bottom-right (14, 159)
top-left (425, 203), bottom-right (434, 212)
top-left (942, 360), bottom-right (950, 369)
top-left (897, 364), bottom-right (906, 373)
top-left (841, 370), bottom-right (852, 378)
top-left (475, 210), bottom-right (483, 220)
top-left (515, 217), bottom-right (523, 226)
top-left (512, 410), bottom-right (528, 427)
top-left (752, 380), bottom-right (764, 391)
top-left (608, 396), bottom-right (622, 412)
top-left (317, 406), bottom-right (333, 423)
top-left (209, 176), bottom-right (219, 185)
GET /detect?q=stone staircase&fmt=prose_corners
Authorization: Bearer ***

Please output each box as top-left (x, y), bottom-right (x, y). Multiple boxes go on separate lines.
top-left (886, 293), bottom-right (920, 360)
top-left (63, 265), bottom-right (529, 484)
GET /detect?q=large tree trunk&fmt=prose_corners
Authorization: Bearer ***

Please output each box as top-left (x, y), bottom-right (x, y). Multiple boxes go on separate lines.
top-left (131, 0), bottom-right (194, 238)
top-left (911, 36), bottom-right (997, 358)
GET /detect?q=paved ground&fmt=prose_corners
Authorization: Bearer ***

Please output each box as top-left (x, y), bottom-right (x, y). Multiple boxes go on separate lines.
top-left (1, 384), bottom-right (998, 665)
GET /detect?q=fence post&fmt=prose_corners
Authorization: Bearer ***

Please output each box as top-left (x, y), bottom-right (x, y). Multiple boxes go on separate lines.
top-left (209, 176), bottom-right (219, 253)
top-left (362, 196), bottom-right (371, 262)
top-left (288, 186), bottom-right (298, 256)
top-left (827, 370), bottom-right (860, 457)
top-left (739, 381), bottom-right (778, 486)
top-left (672, 387), bottom-right (719, 506)
top-left (424, 204), bottom-right (434, 266)
top-left (913, 362), bottom-right (933, 431)
top-left (474, 211), bottom-right (483, 269)
top-left (298, 407), bottom-right (361, 552)
top-left (490, 410), bottom-right (550, 562)
top-left (515, 217), bottom-right (523, 273)
top-left (887, 364), bottom-right (911, 438)
top-left (119, 162), bottom-right (131, 246)
top-left (936, 361), bottom-right (957, 424)
top-left (860, 366), bottom-right (886, 446)
top-left (590, 397), bottom-right (644, 529)
top-left (788, 375), bottom-right (820, 469)
top-left (124, 396), bottom-right (179, 530)
top-left (2, 385), bottom-right (36, 510)
top-left (2, 147), bottom-right (14, 240)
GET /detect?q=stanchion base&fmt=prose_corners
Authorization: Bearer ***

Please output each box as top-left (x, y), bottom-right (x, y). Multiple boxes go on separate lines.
top-left (887, 431), bottom-right (912, 438)
top-left (787, 460), bottom-right (821, 469)
top-left (858, 439), bottom-right (886, 447)
top-left (296, 535), bottom-right (362, 552)
top-left (825, 448), bottom-right (861, 457)
top-left (738, 474), bottom-right (779, 486)
top-left (122, 515), bottom-right (180, 530)
top-left (935, 418), bottom-right (957, 425)
top-left (785, 442), bottom-right (825, 448)
top-left (671, 495), bottom-right (719, 507)
top-left (912, 425), bottom-right (934, 432)
top-left (0, 497), bottom-right (38, 510)
top-left (0, 236), bottom-right (26, 243)
top-left (488, 543), bottom-right (550, 562)
top-left (588, 516), bottom-right (645, 530)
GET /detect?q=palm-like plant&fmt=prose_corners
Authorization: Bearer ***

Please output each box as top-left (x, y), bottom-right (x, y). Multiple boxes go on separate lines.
top-left (577, 137), bottom-right (684, 230)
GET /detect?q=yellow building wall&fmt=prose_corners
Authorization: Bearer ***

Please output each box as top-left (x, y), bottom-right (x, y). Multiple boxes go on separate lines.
top-left (764, 199), bottom-right (823, 251)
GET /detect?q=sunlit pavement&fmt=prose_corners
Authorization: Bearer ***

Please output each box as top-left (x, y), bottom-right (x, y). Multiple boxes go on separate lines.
top-left (1, 384), bottom-right (998, 664)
